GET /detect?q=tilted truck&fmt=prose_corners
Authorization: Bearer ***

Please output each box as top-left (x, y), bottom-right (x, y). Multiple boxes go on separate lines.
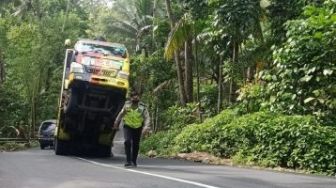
top-left (55, 39), bottom-right (130, 156)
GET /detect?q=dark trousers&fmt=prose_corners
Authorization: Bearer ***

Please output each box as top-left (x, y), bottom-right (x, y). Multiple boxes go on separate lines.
top-left (123, 125), bottom-right (142, 164)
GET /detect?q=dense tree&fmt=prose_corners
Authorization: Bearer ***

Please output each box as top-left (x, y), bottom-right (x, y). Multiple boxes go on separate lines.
top-left (0, 0), bottom-right (335, 139)
top-left (267, 0), bottom-right (324, 45)
top-left (164, 13), bottom-right (196, 104)
top-left (0, 0), bottom-right (88, 137)
top-left (263, 1), bottom-right (336, 124)
top-left (212, 0), bottom-right (263, 106)
top-left (164, 0), bottom-right (187, 105)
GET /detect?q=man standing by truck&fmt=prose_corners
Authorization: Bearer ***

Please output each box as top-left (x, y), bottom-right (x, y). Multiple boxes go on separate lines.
top-left (114, 91), bottom-right (150, 167)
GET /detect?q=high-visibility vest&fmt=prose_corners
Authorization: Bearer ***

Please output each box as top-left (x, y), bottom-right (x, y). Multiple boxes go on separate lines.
top-left (124, 106), bottom-right (144, 128)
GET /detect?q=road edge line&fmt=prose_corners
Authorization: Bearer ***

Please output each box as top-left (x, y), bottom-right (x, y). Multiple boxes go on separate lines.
top-left (77, 157), bottom-right (221, 188)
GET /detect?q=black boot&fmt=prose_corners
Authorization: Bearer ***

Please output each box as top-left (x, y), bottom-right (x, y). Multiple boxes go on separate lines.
top-left (124, 162), bottom-right (132, 167)
top-left (132, 161), bottom-right (137, 167)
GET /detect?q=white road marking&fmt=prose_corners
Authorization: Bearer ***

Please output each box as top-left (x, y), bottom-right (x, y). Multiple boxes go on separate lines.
top-left (77, 157), bottom-right (222, 188)
top-left (113, 141), bottom-right (124, 143)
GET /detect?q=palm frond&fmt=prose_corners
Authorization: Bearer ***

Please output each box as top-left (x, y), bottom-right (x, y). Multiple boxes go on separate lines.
top-left (135, 0), bottom-right (154, 17)
top-left (153, 79), bottom-right (174, 94)
top-left (12, 0), bottom-right (32, 17)
top-left (108, 16), bottom-right (138, 35)
top-left (164, 13), bottom-right (193, 60)
top-left (137, 25), bottom-right (152, 37)
top-left (0, 125), bottom-right (20, 137)
top-left (106, 24), bottom-right (137, 38)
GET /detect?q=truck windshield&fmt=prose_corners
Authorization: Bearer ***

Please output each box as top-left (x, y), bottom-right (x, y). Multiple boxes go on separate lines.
top-left (76, 42), bottom-right (127, 58)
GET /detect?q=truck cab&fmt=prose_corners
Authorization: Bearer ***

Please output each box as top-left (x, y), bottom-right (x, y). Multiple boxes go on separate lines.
top-left (65, 39), bottom-right (130, 91)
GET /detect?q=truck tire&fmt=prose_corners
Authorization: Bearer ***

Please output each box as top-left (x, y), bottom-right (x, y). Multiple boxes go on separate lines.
top-left (40, 143), bottom-right (45, 150)
top-left (97, 145), bottom-right (112, 157)
top-left (64, 89), bottom-right (78, 114)
top-left (54, 138), bottom-right (68, 155)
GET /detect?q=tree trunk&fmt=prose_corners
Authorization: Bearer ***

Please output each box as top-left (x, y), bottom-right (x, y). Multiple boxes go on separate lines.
top-left (247, 63), bottom-right (257, 83)
top-left (153, 0), bottom-right (157, 48)
top-left (246, 67), bottom-right (251, 83)
top-left (44, 62), bottom-right (52, 91)
top-left (184, 40), bottom-right (193, 103)
top-left (155, 105), bottom-right (159, 132)
top-left (217, 57), bottom-right (223, 113)
top-left (229, 41), bottom-right (239, 104)
top-left (165, 0), bottom-right (175, 24)
top-left (165, 0), bottom-right (187, 105)
top-left (0, 49), bottom-right (4, 84)
top-left (0, 62), bottom-right (4, 84)
top-left (30, 68), bottom-right (43, 139)
top-left (175, 51), bottom-right (187, 105)
top-left (228, 80), bottom-right (233, 105)
top-left (194, 32), bottom-right (202, 122)
top-left (30, 94), bottom-right (36, 139)
top-left (61, 0), bottom-right (70, 32)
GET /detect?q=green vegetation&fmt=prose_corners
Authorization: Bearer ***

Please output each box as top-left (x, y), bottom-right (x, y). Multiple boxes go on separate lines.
top-left (263, 2), bottom-right (336, 124)
top-left (142, 110), bottom-right (336, 175)
top-left (0, 0), bottom-right (335, 175)
top-left (0, 141), bottom-right (39, 152)
top-left (0, 1), bottom-right (91, 138)
top-left (139, 0), bottom-right (336, 175)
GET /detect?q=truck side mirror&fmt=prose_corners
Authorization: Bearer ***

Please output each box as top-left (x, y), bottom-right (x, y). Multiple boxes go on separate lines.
top-left (65, 49), bottom-right (75, 68)
top-left (121, 51), bottom-right (127, 58)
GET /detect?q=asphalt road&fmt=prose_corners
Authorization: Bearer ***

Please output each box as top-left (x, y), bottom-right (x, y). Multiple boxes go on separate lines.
top-left (1, 132), bottom-right (336, 188)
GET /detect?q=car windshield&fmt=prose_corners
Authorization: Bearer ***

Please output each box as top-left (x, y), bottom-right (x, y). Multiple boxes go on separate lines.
top-left (39, 122), bottom-right (55, 135)
top-left (40, 122), bottom-right (54, 131)
top-left (75, 42), bottom-right (127, 58)
top-left (44, 124), bottom-right (55, 132)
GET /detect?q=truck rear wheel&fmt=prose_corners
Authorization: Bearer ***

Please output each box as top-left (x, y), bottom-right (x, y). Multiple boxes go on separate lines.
top-left (97, 144), bottom-right (112, 157)
top-left (40, 143), bottom-right (45, 150)
top-left (54, 138), bottom-right (69, 155)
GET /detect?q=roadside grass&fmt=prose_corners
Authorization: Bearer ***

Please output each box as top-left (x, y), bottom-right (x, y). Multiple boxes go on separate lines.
top-left (0, 141), bottom-right (39, 152)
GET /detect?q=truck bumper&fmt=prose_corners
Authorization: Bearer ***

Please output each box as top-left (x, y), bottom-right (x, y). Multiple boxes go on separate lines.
top-left (67, 72), bottom-right (129, 90)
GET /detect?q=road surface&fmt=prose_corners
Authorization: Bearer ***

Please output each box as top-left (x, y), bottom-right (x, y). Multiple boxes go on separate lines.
top-left (1, 131), bottom-right (335, 188)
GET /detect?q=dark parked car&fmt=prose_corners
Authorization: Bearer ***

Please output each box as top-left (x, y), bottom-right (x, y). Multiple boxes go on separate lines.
top-left (38, 120), bottom-right (56, 149)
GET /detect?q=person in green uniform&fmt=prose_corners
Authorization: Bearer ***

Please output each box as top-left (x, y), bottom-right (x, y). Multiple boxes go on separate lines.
top-left (114, 91), bottom-right (150, 167)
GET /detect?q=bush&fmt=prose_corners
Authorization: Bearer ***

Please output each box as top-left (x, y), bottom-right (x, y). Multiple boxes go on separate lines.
top-left (229, 113), bottom-right (336, 175)
top-left (172, 109), bottom-right (238, 156)
top-left (262, 1), bottom-right (336, 124)
top-left (140, 129), bottom-right (180, 156)
top-left (236, 83), bottom-right (268, 114)
top-left (0, 142), bottom-right (30, 151)
top-left (166, 110), bottom-right (336, 175)
top-left (199, 84), bottom-right (218, 116)
top-left (163, 103), bottom-right (199, 129)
